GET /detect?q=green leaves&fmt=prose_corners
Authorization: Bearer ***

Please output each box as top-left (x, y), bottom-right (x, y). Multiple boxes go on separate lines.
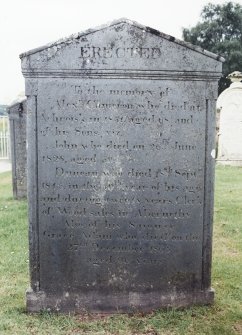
top-left (182, 2), bottom-right (242, 94)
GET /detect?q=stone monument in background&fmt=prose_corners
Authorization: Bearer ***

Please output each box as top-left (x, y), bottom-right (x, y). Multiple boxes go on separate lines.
top-left (8, 99), bottom-right (27, 199)
top-left (20, 19), bottom-right (223, 313)
top-left (217, 71), bottom-right (242, 166)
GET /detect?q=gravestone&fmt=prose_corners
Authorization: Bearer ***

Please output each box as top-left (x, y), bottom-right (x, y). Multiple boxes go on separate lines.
top-left (20, 19), bottom-right (223, 313)
top-left (217, 71), bottom-right (242, 166)
top-left (8, 99), bottom-right (27, 199)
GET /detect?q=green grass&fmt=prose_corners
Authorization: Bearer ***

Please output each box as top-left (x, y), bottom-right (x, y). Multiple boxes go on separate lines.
top-left (0, 166), bottom-right (241, 335)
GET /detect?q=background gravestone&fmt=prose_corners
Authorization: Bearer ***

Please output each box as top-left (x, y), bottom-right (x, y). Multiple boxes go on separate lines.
top-left (217, 71), bottom-right (242, 166)
top-left (8, 99), bottom-right (27, 199)
top-left (20, 19), bottom-right (223, 313)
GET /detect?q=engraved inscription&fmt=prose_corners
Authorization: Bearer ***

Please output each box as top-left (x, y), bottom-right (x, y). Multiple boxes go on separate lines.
top-left (37, 79), bottom-right (206, 291)
top-left (80, 46), bottom-right (162, 59)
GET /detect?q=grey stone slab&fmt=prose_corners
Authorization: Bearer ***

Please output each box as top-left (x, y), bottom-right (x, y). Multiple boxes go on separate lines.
top-left (20, 19), bottom-right (223, 313)
top-left (8, 99), bottom-right (27, 199)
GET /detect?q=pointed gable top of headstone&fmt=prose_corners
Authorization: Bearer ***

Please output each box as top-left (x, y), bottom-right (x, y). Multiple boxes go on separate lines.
top-left (20, 18), bottom-right (224, 78)
top-left (20, 18), bottom-right (224, 62)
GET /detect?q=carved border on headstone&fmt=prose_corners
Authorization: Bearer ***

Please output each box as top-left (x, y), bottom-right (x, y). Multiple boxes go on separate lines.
top-left (22, 69), bottom-right (221, 81)
top-left (201, 98), bottom-right (216, 290)
top-left (26, 93), bottom-right (40, 291)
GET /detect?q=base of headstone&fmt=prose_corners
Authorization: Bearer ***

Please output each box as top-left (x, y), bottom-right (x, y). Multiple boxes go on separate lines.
top-left (26, 288), bottom-right (214, 313)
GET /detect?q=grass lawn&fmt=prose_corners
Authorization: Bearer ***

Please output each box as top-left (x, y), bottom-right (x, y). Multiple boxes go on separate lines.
top-left (0, 166), bottom-right (241, 335)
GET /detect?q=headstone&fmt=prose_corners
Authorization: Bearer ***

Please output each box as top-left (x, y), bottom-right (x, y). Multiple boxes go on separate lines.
top-left (8, 99), bottom-right (27, 199)
top-left (20, 19), bottom-right (223, 313)
top-left (217, 71), bottom-right (242, 166)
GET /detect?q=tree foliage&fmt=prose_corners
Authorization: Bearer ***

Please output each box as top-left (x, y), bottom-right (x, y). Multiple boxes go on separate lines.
top-left (182, 2), bottom-right (242, 93)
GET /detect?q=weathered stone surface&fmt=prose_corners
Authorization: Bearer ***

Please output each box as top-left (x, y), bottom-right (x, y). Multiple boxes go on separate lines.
top-left (8, 99), bottom-right (27, 199)
top-left (217, 71), bottom-right (242, 166)
top-left (20, 19), bottom-right (223, 313)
